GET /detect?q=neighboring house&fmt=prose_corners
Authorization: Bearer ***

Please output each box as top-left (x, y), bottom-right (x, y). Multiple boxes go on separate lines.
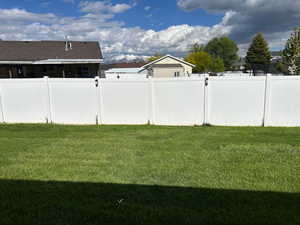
top-left (140, 55), bottom-right (195, 78)
top-left (105, 68), bottom-right (147, 79)
top-left (270, 51), bottom-right (282, 63)
top-left (101, 61), bottom-right (146, 77)
top-left (232, 58), bottom-right (246, 71)
top-left (101, 62), bottom-right (147, 71)
top-left (0, 40), bottom-right (103, 78)
top-left (102, 61), bottom-right (147, 78)
top-left (106, 68), bottom-right (143, 74)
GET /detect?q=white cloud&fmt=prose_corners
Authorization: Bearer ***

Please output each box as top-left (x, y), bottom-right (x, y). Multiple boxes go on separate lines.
top-left (63, 0), bottom-right (75, 3)
top-left (79, 1), bottom-right (132, 14)
top-left (110, 54), bottom-right (149, 62)
top-left (0, 8), bottom-right (57, 23)
top-left (0, 6), bottom-right (231, 62)
top-left (0, 0), bottom-right (294, 62)
top-left (177, 0), bottom-right (300, 45)
top-left (144, 6), bottom-right (151, 11)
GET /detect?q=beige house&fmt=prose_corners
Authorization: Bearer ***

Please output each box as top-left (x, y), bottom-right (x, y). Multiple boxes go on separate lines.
top-left (140, 55), bottom-right (195, 78)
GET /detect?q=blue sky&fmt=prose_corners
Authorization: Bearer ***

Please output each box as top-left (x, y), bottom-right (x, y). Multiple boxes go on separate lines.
top-left (114, 0), bottom-right (223, 30)
top-left (1, 0), bottom-right (223, 29)
top-left (0, 0), bottom-right (298, 61)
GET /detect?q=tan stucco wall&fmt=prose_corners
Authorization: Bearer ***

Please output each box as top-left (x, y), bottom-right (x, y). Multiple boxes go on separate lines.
top-left (154, 57), bottom-right (193, 76)
top-left (152, 67), bottom-right (185, 78)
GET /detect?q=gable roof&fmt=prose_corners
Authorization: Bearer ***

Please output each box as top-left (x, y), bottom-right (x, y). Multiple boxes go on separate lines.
top-left (0, 41), bottom-right (103, 63)
top-left (142, 55), bottom-right (195, 68)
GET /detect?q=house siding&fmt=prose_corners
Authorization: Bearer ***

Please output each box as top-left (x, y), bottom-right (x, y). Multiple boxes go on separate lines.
top-left (154, 57), bottom-right (193, 76)
top-left (152, 67), bottom-right (184, 78)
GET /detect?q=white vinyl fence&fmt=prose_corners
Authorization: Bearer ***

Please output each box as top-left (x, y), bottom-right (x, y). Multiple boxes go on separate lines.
top-left (206, 77), bottom-right (266, 126)
top-left (151, 78), bottom-right (205, 125)
top-left (48, 78), bottom-right (98, 125)
top-left (99, 79), bottom-right (149, 124)
top-left (0, 79), bottom-right (49, 123)
top-left (0, 75), bottom-right (300, 127)
top-left (264, 76), bottom-right (300, 127)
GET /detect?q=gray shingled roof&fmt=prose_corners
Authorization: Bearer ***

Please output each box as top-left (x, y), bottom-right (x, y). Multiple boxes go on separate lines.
top-left (0, 41), bottom-right (103, 61)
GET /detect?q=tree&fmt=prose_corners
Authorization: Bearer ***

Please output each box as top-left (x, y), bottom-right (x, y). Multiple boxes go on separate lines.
top-left (189, 43), bottom-right (205, 53)
top-left (185, 51), bottom-right (225, 73)
top-left (204, 37), bottom-right (239, 70)
top-left (245, 33), bottom-right (271, 74)
top-left (147, 54), bottom-right (163, 62)
top-left (185, 51), bottom-right (212, 73)
top-left (211, 57), bottom-right (225, 73)
top-left (282, 28), bottom-right (300, 75)
top-left (269, 60), bottom-right (285, 74)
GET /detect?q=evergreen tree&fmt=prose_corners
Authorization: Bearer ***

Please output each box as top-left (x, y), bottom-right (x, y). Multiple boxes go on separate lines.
top-left (282, 28), bottom-right (300, 75)
top-left (245, 33), bottom-right (271, 74)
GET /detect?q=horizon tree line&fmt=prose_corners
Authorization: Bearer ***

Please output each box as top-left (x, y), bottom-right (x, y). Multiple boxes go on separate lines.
top-left (147, 28), bottom-right (300, 75)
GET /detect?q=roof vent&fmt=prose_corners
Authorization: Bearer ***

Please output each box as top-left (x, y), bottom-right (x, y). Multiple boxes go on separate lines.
top-left (64, 36), bottom-right (72, 51)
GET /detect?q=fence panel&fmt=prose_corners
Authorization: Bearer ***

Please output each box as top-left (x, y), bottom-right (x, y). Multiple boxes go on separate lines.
top-left (207, 77), bottom-right (266, 126)
top-left (265, 76), bottom-right (300, 127)
top-left (99, 79), bottom-right (149, 124)
top-left (1, 76), bottom-right (300, 127)
top-left (48, 78), bottom-right (97, 124)
top-left (0, 79), bottom-right (49, 123)
top-left (151, 78), bottom-right (205, 125)
top-left (0, 85), bottom-right (4, 123)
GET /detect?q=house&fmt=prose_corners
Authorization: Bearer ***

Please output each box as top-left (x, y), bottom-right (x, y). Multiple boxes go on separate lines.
top-left (105, 68), bottom-right (147, 79)
top-left (0, 40), bottom-right (103, 78)
top-left (101, 61), bottom-right (147, 71)
top-left (232, 58), bottom-right (246, 71)
top-left (102, 61), bottom-right (147, 78)
top-left (140, 55), bottom-right (195, 78)
top-left (270, 51), bottom-right (282, 63)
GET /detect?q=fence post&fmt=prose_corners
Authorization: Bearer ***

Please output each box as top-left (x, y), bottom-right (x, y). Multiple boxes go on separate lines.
top-left (203, 74), bottom-right (209, 125)
top-left (148, 77), bottom-right (155, 125)
top-left (0, 84), bottom-right (4, 123)
top-left (262, 74), bottom-right (271, 127)
top-left (44, 76), bottom-right (52, 124)
top-left (95, 76), bottom-right (101, 125)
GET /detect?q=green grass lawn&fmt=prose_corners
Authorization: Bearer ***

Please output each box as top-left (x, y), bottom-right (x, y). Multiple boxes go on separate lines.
top-left (0, 124), bottom-right (299, 225)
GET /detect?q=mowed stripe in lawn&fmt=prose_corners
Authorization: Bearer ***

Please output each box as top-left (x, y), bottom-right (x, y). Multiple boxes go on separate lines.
top-left (0, 124), bottom-right (299, 191)
top-left (0, 125), bottom-right (299, 225)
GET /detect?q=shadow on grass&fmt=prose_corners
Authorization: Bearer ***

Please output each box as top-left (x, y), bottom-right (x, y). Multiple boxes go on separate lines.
top-left (0, 179), bottom-right (299, 225)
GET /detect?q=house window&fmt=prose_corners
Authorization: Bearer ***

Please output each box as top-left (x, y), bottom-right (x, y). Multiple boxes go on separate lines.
top-left (174, 72), bottom-right (180, 77)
